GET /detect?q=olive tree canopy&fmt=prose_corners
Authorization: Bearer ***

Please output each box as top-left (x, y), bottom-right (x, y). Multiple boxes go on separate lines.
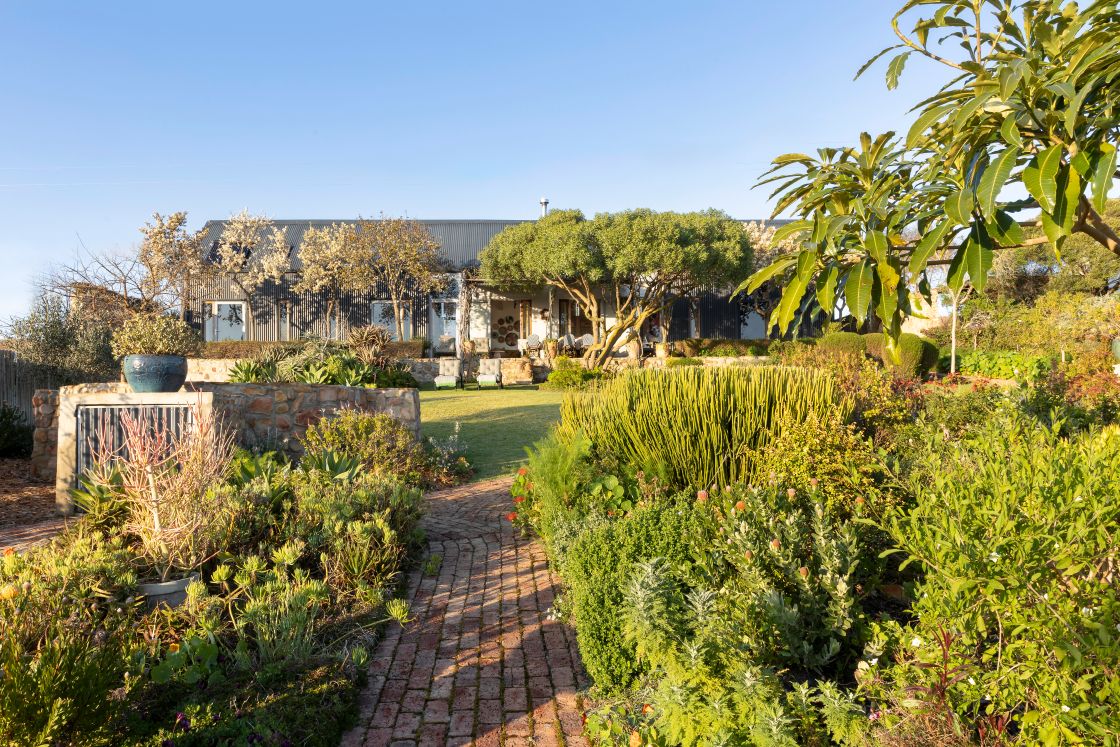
top-left (481, 208), bottom-right (752, 366)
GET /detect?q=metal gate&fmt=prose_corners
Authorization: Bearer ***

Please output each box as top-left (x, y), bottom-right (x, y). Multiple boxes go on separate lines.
top-left (75, 404), bottom-right (195, 478)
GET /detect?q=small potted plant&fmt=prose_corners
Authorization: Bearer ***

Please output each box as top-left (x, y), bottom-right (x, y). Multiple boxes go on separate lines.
top-left (111, 313), bottom-right (202, 392)
top-left (544, 337), bottom-right (559, 359)
top-left (654, 341), bottom-right (670, 359)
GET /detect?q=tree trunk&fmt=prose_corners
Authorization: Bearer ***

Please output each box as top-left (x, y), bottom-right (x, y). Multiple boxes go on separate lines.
top-left (457, 276), bottom-right (471, 359)
top-left (950, 290), bottom-right (959, 375)
top-left (391, 295), bottom-right (407, 341)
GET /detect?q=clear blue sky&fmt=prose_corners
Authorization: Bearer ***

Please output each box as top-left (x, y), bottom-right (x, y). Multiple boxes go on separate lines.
top-left (0, 1), bottom-right (950, 318)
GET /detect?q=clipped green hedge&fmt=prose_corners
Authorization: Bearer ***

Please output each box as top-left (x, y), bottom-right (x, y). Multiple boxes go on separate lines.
top-left (815, 331), bottom-right (938, 379)
top-left (817, 331), bottom-right (867, 357)
top-left (864, 332), bottom-right (939, 379)
top-left (559, 366), bottom-right (849, 489)
top-left (200, 339), bottom-right (428, 361)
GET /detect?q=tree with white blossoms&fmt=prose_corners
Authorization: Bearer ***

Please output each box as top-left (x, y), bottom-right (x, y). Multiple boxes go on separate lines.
top-left (138, 212), bottom-right (206, 320)
top-left (209, 211), bottom-right (291, 340)
top-left (42, 212), bottom-right (204, 323)
top-left (356, 215), bottom-right (446, 341)
top-left (294, 223), bottom-right (373, 338)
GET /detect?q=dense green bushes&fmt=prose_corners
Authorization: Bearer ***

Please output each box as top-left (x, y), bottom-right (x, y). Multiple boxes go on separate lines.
top-left (0, 410), bottom-right (430, 746)
top-left (0, 403), bottom-right (33, 458)
top-left (545, 355), bottom-right (603, 389)
top-left (958, 349), bottom-right (1052, 381)
top-left (521, 351), bottom-right (1120, 744)
top-left (558, 366), bottom-right (848, 488)
top-left (864, 417), bottom-right (1120, 745)
top-left (816, 330), bottom-right (939, 379)
top-left (565, 498), bottom-right (710, 693)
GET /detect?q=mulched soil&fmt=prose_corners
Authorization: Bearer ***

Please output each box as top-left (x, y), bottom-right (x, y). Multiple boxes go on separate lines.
top-left (0, 458), bottom-right (57, 529)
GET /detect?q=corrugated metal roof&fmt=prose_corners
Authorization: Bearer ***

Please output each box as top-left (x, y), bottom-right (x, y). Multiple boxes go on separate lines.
top-left (197, 218), bottom-right (530, 272)
top-left (196, 216), bottom-right (786, 273)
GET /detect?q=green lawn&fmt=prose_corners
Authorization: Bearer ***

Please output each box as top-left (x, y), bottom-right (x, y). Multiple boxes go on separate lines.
top-left (419, 386), bottom-right (565, 480)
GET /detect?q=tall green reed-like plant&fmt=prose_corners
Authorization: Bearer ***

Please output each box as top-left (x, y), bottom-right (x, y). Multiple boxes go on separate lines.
top-left (557, 366), bottom-right (850, 489)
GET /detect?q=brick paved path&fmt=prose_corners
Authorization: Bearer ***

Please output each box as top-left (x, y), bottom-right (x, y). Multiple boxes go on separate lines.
top-left (343, 476), bottom-right (590, 747)
top-left (0, 517), bottom-right (67, 553)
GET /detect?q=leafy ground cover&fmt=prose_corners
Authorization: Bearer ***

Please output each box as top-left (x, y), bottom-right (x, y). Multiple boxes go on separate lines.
top-left (420, 386), bottom-right (564, 480)
top-left (0, 408), bottom-right (468, 747)
top-left (512, 349), bottom-right (1120, 746)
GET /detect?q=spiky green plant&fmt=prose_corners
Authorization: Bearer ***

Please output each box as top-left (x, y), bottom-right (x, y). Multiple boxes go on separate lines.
top-left (557, 366), bottom-right (850, 489)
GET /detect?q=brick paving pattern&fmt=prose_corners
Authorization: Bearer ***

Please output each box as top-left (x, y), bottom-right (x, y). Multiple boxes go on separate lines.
top-left (0, 517), bottom-right (67, 553)
top-left (343, 476), bottom-right (590, 747)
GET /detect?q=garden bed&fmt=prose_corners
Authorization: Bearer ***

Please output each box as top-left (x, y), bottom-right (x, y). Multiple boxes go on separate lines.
top-left (0, 458), bottom-right (54, 529)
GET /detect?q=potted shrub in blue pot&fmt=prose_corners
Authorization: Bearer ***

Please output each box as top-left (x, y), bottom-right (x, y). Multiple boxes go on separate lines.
top-left (111, 313), bottom-right (201, 393)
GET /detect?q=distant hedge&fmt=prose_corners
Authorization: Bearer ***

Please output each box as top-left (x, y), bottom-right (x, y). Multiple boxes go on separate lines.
top-left (199, 338), bottom-right (429, 360)
top-left (816, 331), bottom-right (939, 379)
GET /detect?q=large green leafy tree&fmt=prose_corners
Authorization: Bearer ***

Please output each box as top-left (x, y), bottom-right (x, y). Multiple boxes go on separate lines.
top-left (481, 209), bottom-right (751, 367)
top-left (744, 0), bottom-right (1120, 350)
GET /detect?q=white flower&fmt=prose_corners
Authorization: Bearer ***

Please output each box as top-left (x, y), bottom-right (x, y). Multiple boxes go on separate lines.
top-left (1061, 705), bottom-right (1071, 713)
top-left (910, 636), bottom-right (922, 648)
top-left (988, 551), bottom-right (1000, 563)
top-left (869, 657), bottom-right (879, 665)
top-left (968, 677), bottom-right (975, 685)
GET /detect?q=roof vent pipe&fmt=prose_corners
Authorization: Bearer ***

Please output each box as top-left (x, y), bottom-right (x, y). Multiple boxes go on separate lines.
top-left (540, 197), bottom-right (549, 217)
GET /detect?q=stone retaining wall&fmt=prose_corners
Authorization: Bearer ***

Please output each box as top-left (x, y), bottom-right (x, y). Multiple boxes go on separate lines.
top-left (33, 382), bottom-right (420, 503)
top-left (187, 358), bottom-right (238, 382)
top-left (187, 356), bottom-right (549, 386)
top-left (30, 389), bottom-right (59, 481)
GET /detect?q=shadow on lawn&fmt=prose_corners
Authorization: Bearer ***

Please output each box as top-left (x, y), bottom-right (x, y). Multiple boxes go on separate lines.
top-left (423, 401), bottom-right (563, 478)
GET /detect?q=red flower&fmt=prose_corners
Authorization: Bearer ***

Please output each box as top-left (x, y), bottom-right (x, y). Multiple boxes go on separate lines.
top-left (799, 566), bottom-right (809, 579)
top-left (734, 500), bottom-right (746, 511)
top-left (517, 467), bottom-right (528, 476)
top-left (526, 482), bottom-right (534, 491)
top-left (770, 538), bottom-right (781, 551)
top-left (506, 512), bottom-right (517, 522)
top-left (513, 495), bottom-right (525, 503)
top-left (696, 490), bottom-right (709, 502)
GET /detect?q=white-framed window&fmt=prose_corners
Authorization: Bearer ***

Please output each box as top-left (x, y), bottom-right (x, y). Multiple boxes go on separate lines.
top-left (372, 300), bottom-right (410, 341)
top-left (277, 301), bottom-right (291, 341)
top-left (205, 301), bottom-right (246, 342)
top-left (430, 300), bottom-right (458, 340)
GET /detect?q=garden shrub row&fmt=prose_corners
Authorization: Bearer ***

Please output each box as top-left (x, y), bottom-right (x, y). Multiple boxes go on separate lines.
top-left (817, 330), bottom-right (939, 379)
top-left (957, 349), bottom-right (1052, 381)
top-left (0, 409), bottom-right (466, 746)
top-left (512, 363), bottom-right (1120, 745)
top-left (200, 338), bottom-right (427, 361)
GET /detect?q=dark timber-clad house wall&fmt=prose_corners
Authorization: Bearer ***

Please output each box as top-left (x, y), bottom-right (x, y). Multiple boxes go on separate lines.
top-left (186, 216), bottom-right (775, 347)
top-left (186, 219), bottom-right (525, 343)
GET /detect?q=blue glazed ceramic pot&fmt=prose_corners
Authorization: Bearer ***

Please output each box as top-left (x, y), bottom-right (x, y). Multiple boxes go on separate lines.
top-left (122, 355), bottom-right (188, 393)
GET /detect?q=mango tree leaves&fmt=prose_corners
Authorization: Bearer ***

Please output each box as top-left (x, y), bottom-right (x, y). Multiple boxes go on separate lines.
top-left (1090, 143), bottom-right (1117, 213)
top-left (770, 249), bottom-right (818, 334)
top-left (946, 224), bottom-right (994, 293)
top-left (1023, 145), bottom-right (1063, 213)
top-left (846, 259), bottom-right (875, 325)
top-left (816, 263), bottom-right (840, 315)
top-left (908, 220), bottom-right (952, 275)
top-left (976, 147), bottom-right (1020, 215)
top-left (1040, 165), bottom-right (1082, 252)
top-left (945, 188), bottom-right (976, 226)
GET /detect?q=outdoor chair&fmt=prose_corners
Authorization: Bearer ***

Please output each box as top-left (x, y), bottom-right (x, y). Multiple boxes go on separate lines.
top-left (559, 333), bottom-right (576, 356)
top-left (434, 336), bottom-right (457, 357)
top-left (433, 358), bottom-right (462, 389)
top-left (525, 334), bottom-right (542, 358)
top-left (476, 357), bottom-right (502, 389)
